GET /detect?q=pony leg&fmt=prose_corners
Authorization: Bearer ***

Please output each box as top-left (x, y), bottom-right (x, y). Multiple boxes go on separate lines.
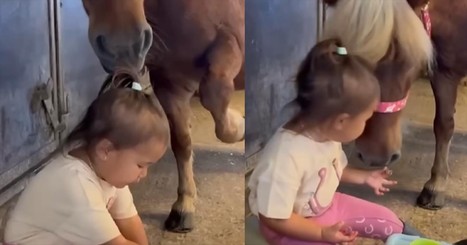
top-left (199, 31), bottom-right (245, 143)
top-left (153, 75), bottom-right (197, 233)
top-left (416, 70), bottom-right (460, 209)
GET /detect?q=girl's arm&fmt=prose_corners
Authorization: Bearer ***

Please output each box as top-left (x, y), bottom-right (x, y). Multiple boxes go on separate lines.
top-left (341, 166), bottom-right (397, 195)
top-left (259, 212), bottom-right (357, 243)
top-left (113, 215), bottom-right (148, 245)
top-left (101, 236), bottom-right (140, 245)
top-left (105, 186), bottom-right (147, 245)
top-left (340, 166), bottom-right (370, 185)
top-left (259, 213), bottom-right (324, 241)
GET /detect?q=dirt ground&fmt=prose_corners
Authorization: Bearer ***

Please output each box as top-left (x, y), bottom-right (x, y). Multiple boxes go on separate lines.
top-left (0, 91), bottom-right (246, 245)
top-left (245, 79), bottom-right (467, 244)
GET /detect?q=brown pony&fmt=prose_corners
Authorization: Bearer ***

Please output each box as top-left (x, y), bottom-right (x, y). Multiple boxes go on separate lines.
top-left (80, 0), bottom-right (245, 232)
top-left (323, 0), bottom-right (467, 210)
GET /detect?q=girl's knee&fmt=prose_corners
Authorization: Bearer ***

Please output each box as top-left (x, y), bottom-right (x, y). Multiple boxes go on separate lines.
top-left (377, 206), bottom-right (403, 226)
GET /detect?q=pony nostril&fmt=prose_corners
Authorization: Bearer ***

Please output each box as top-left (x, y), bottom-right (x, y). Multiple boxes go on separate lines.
top-left (142, 28), bottom-right (153, 51)
top-left (390, 152), bottom-right (401, 163)
top-left (96, 35), bottom-right (106, 54)
top-left (95, 35), bottom-right (115, 60)
top-left (357, 152), bottom-right (364, 162)
top-left (132, 27), bottom-right (153, 58)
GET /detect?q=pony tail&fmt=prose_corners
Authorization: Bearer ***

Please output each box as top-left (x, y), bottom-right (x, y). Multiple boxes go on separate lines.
top-left (98, 66), bottom-right (146, 95)
top-left (308, 38), bottom-right (347, 73)
top-left (295, 39), bottom-right (347, 109)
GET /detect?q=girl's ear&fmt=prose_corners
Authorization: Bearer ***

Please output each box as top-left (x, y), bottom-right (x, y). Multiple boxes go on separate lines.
top-left (94, 138), bottom-right (115, 161)
top-left (333, 113), bottom-right (350, 131)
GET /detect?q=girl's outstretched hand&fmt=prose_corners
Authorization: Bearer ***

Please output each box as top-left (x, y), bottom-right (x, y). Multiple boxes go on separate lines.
top-left (365, 167), bottom-right (397, 195)
top-left (321, 221), bottom-right (358, 244)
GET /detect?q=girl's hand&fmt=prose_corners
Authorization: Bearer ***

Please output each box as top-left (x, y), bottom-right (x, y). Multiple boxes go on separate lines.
top-left (365, 167), bottom-right (397, 195)
top-left (321, 221), bottom-right (358, 244)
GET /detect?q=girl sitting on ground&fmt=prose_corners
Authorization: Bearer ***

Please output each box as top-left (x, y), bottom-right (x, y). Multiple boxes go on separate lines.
top-left (248, 39), bottom-right (423, 245)
top-left (4, 71), bottom-right (169, 245)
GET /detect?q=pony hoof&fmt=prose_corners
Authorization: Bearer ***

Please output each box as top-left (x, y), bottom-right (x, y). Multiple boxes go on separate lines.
top-left (453, 239), bottom-right (467, 245)
top-left (164, 209), bottom-right (194, 233)
top-left (216, 109), bottom-right (245, 143)
top-left (416, 187), bottom-right (445, 210)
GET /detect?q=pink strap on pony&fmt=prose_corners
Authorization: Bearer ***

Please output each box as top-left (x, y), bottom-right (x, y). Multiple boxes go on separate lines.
top-left (421, 2), bottom-right (431, 36)
top-left (375, 2), bottom-right (430, 114)
top-left (375, 95), bottom-right (409, 113)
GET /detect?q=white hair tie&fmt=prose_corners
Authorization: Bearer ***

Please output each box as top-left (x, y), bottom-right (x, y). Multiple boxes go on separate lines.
top-left (131, 82), bottom-right (143, 91)
top-left (336, 47), bottom-right (348, 55)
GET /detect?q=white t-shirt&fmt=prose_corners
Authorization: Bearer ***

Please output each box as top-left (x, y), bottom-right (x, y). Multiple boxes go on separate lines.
top-left (248, 128), bottom-right (348, 219)
top-left (4, 151), bottom-right (138, 245)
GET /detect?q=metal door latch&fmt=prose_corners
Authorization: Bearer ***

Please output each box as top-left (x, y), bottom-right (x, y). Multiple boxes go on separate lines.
top-left (30, 80), bottom-right (66, 134)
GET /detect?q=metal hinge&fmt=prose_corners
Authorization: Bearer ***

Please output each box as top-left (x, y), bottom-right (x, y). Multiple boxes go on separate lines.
top-left (31, 80), bottom-right (66, 134)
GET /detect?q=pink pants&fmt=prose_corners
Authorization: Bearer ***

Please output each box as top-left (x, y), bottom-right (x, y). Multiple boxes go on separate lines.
top-left (260, 192), bottom-right (403, 245)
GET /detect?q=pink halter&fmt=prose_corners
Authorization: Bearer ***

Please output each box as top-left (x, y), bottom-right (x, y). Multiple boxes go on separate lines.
top-left (375, 95), bottom-right (409, 113)
top-left (421, 2), bottom-right (432, 36)
top-left (375, 2), bottom-right (430, 114)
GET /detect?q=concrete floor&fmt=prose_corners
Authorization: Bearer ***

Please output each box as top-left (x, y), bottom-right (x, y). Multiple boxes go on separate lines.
top-left (245, 79), bottom-right (467, 244)
top-left (0, 90), bottom-right (246, 245)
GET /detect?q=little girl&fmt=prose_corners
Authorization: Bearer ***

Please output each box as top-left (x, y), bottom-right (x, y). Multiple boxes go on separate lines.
top-left (248, 39), bottom-right (422, 245)
top-left (4, 71), bottom-right (170, 245)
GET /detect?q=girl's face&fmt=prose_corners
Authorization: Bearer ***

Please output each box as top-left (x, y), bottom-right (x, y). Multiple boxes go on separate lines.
top-left (95, 137), bottom-right (167, 188)
top-left (326, 98), bottom-right (378, 144)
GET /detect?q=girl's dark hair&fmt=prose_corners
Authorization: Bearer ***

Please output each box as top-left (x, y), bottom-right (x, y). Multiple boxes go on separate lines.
top-left (64, 68), bottom-right (169, 151)
top-left (293, 39), bottom-right (380, 128)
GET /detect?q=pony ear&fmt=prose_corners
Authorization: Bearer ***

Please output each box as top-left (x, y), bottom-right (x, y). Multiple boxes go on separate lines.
top-left (406, 0), bottom-right (429, 9)
top-left (323, 0), bottom-right (339, 6)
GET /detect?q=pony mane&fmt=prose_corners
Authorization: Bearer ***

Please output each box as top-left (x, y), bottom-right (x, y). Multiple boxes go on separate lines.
top-left (322, 0), bottom-right (434, 70)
